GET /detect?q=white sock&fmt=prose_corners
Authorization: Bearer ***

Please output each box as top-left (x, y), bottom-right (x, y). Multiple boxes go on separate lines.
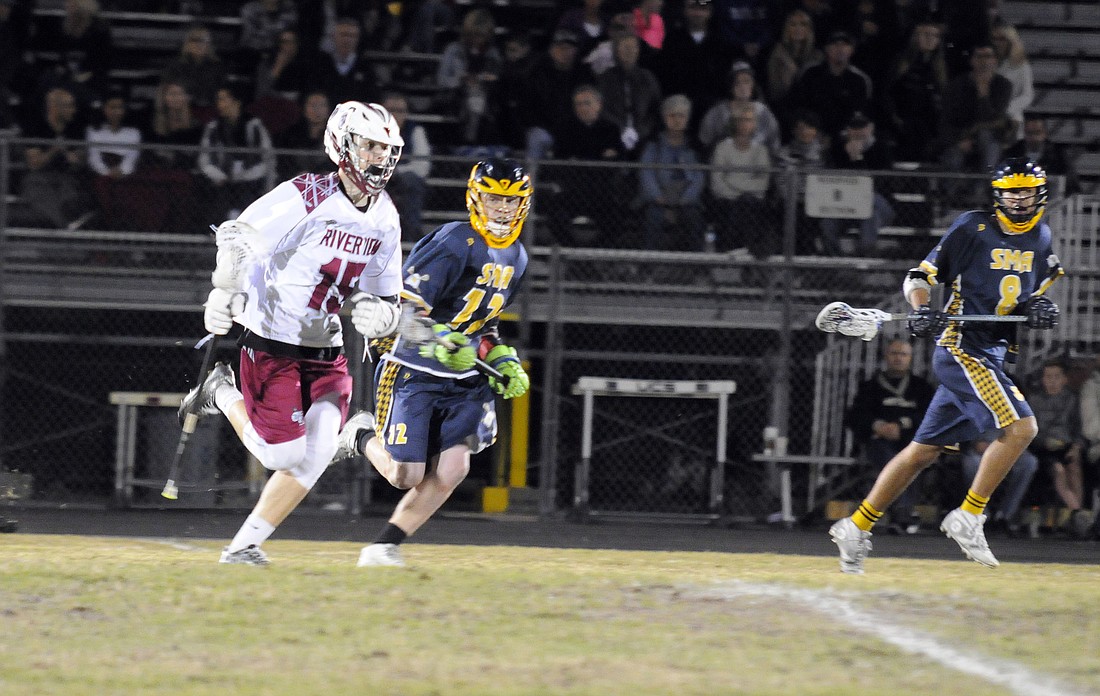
top-left (214, 385), bottom-right (244, 414)
top-left (227, 513), bottom-right (275, 553)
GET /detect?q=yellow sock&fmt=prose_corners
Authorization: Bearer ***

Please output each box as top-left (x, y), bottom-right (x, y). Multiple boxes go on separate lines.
top-left (851, 501), bottom-right (882, 531)
top-left (961, 489), bottom-right (990, 516)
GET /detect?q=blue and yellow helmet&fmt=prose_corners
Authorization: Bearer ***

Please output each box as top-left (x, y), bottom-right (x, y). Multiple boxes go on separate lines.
top-left (465, 158), bottom-right (532, 249)
top-left (991, 158), bottom-right (1047, 234)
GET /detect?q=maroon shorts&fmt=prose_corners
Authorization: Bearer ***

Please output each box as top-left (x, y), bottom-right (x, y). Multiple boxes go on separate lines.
top-left (238, 348), bottom-right (353, 444)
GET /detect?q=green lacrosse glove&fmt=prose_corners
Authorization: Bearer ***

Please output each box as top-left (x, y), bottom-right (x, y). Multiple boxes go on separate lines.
top-left (485, 345), bottom-right (530, 399)
top-left (418, 324), bottom-right (476, 371)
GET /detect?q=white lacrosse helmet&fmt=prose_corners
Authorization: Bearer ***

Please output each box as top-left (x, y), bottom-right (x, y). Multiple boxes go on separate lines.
top-left (324, 101), bottom-right (404, 198)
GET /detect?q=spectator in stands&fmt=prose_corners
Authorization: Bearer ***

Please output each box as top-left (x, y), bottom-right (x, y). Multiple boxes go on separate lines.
top-left (86, 87), bottom-right (142, 180)
top-left (556, 0), bottom-right (608, 61)
top-left (522, 29), bottom-right (594, 162)
top-left (542, 84), bottom-right (626, 246)
top-left (884, 17), bottom-right (947, 163)
top-left (659, 0), bottom-right (736, 136)
top-left (889, 0), bottom-right (936, 40)
top-left (632, 0), bottom-right (664, 49)
top-left (1002, 114), bottom-right (1081, 197)
top-left (382, 91), bottom-right (431, 242)
top-left (960, 434), bottom-right (1038, 536)
top-left (1077, 352), bottom-right (1100, 537)
top-left (197, 83), bottom-right (275, 224)
top-left (314, 16), bottom-right (382, 106)
top-left (31, 0), bottom-right (114, 110)
top-left (237, 0), bottom-right (298, 74)
top-left (585, 5), bottom-right (659, 77)
top-left (818, 111), bottom-right (896, 257)
top-left (788, 31), bottom-right (872, 142)
top-left (698, 61), bottom-right (780, 157)
top-left (160, 24), bottom-right (227, 112)
top-left (845, 339), bottom-right (936, 534)
top-left (1027, 359), bottom-right (1090, 538)
top-left (637, 94), bottom-right (706, 251)
top-left (848, 0), bottom-right (902, 101)
top-left (494, 31), bottom-right (536, 153)
top-left (254, 28), bottom-right (315, 101)
top-left (148, 80), bottom-right (203, 171)
top-left (939, 42), bottom-right (1013, 203)
top-left (398, 0), bottom-right (456, 54)
top-left (435, 7), bottom-right (503, 146)
top-left (776, 108), bottom-right (828, 255)
top-left (708, 103), bottom-right (773, 257)
top-left (86, 87), bottom-right (147, 231)
top-left (595, 34), bottom-right (662, 159)
top-left (764, 8), bottom-right (821, 111)
top-left (940, 0), bottom-right (995, 76)
top-left (712, 0), bottom-right (770, 63)
top-left (277, 89), bottom-right (331, 178)
top-left (0, 0), bottom-right (36, 129)
top-left (17, 85), bottom-right (96, 229)
top-left (991, 21), bottom-right (1034, 141)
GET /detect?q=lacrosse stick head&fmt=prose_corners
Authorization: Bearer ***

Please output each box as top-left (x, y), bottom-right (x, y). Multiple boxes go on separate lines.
top-left (816, 302), bottom-right (888, 342)
top-left (211, 220), bottom-right (264, 292)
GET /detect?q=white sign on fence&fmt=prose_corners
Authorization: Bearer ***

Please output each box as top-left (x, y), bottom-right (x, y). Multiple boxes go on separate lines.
top-left (804, 174), bottom-right (873, 219)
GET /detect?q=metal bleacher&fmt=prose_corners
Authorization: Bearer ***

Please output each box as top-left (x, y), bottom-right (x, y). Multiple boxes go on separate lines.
top-left (1003, 0), bottom-right (1100, 192)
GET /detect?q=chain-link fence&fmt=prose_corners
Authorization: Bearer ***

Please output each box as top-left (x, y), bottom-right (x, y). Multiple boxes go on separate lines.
top-left (0, 135), bottom-right (1092, 524)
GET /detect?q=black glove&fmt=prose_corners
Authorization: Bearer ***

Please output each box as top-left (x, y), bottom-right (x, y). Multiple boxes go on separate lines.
top-left (1023, 296), bottom-right (1059, 330)
top-left (908, 305), bottom-right (949, 338)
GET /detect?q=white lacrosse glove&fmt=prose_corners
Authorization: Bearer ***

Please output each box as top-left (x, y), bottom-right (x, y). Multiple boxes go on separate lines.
top-left (350, 293), bottom-right (400, 339)
top-left (204, 287), bottom-right (244, 335)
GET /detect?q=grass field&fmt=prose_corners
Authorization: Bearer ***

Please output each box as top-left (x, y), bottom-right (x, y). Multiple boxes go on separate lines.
top-left (2, 534), bottom-right (1098, 696)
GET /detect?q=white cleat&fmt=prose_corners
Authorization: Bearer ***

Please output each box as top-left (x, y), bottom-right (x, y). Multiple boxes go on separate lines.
top-left (219, 544), bottom-right (270, 566)
top-left (829, 518), bottom-right (873, 574)
top-left (940, 508), bottom-right (999, 568)
top-left (179, 362), bottom-right (235, 424)
top-left (357, 542), bottom-right (405, 567)
top-left (334, 411), bottom-right (377, 462)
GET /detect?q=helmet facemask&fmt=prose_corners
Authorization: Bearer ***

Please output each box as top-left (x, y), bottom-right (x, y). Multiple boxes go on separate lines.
top-left (991, 160), bottom-right (1047, 234)
top-left (466, 159), bottom-right (532, 249)
top-left (341, 133), bottom-right (401, 198)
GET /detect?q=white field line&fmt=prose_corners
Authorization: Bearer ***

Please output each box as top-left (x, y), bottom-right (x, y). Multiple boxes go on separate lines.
top-left (142, 538), bottom-right (206, 552)
top-left (692, 581), bottom-right (1084, 696)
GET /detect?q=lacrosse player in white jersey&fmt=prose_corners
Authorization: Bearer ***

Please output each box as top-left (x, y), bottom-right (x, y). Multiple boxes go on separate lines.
top-left (178, 101), bottom-right (407, 565)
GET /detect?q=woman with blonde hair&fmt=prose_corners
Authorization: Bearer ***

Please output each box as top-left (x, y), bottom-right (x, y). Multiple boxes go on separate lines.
top-left (992, 21), bottom-right (1034, 140)
top-left (765, 9), bottom-right (821, 107)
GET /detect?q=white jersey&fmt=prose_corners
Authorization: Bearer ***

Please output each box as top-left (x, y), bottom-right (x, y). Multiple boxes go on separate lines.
top-left (235, 172), bottom-right (403, 348)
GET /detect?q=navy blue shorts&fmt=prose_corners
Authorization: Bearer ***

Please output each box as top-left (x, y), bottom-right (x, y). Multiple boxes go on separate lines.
top-left (913, 346), bottom-right (1033, 446)
top-left (373, 359), bottom-right (498, 463)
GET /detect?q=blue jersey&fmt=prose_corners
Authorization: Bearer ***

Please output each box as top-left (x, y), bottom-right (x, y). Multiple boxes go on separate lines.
top-left (386, 221), bottom-right (529, 378)
top-left (918, 211), bottom-right (1059, 360)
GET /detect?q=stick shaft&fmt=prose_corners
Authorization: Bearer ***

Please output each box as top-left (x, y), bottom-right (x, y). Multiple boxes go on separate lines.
top-left (162, 335), bottom-right (219, 499)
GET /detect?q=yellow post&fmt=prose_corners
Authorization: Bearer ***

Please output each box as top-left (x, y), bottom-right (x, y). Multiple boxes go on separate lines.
top-left (508, 360), bottom-right (531, 488)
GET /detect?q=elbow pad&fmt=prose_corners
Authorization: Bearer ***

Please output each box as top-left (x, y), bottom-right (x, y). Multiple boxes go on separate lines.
top-left (902, 269), bottom-right (932, 304)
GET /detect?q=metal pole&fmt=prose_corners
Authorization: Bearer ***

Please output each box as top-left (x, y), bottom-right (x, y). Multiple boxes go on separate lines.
top-left (537, 246), bottom-right (564, 517)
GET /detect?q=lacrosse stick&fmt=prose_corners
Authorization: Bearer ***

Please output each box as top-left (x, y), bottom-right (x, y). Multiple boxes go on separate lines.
top-left (815, 302), bottom-right (1026, 342)
top-left (162, 222), bottom-right (264, 500)
top-left (396, 307), bottom-right (509, 384)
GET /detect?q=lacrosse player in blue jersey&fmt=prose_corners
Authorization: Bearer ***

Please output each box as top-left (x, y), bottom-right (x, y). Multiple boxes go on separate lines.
top-left (831, 158), bottom-right (1063, 573)
top-left (334, 158), bottom-right (532, 567)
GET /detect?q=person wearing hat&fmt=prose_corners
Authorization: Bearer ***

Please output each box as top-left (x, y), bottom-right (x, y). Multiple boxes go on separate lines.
top-left (788, 29), bottom-right (872, 140)
top-left (817, 110), bottom-right (896, 257)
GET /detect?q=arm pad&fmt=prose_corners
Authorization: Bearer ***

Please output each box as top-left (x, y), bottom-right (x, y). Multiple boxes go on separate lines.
top-left (902, 269), bottom-right (933, 304)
